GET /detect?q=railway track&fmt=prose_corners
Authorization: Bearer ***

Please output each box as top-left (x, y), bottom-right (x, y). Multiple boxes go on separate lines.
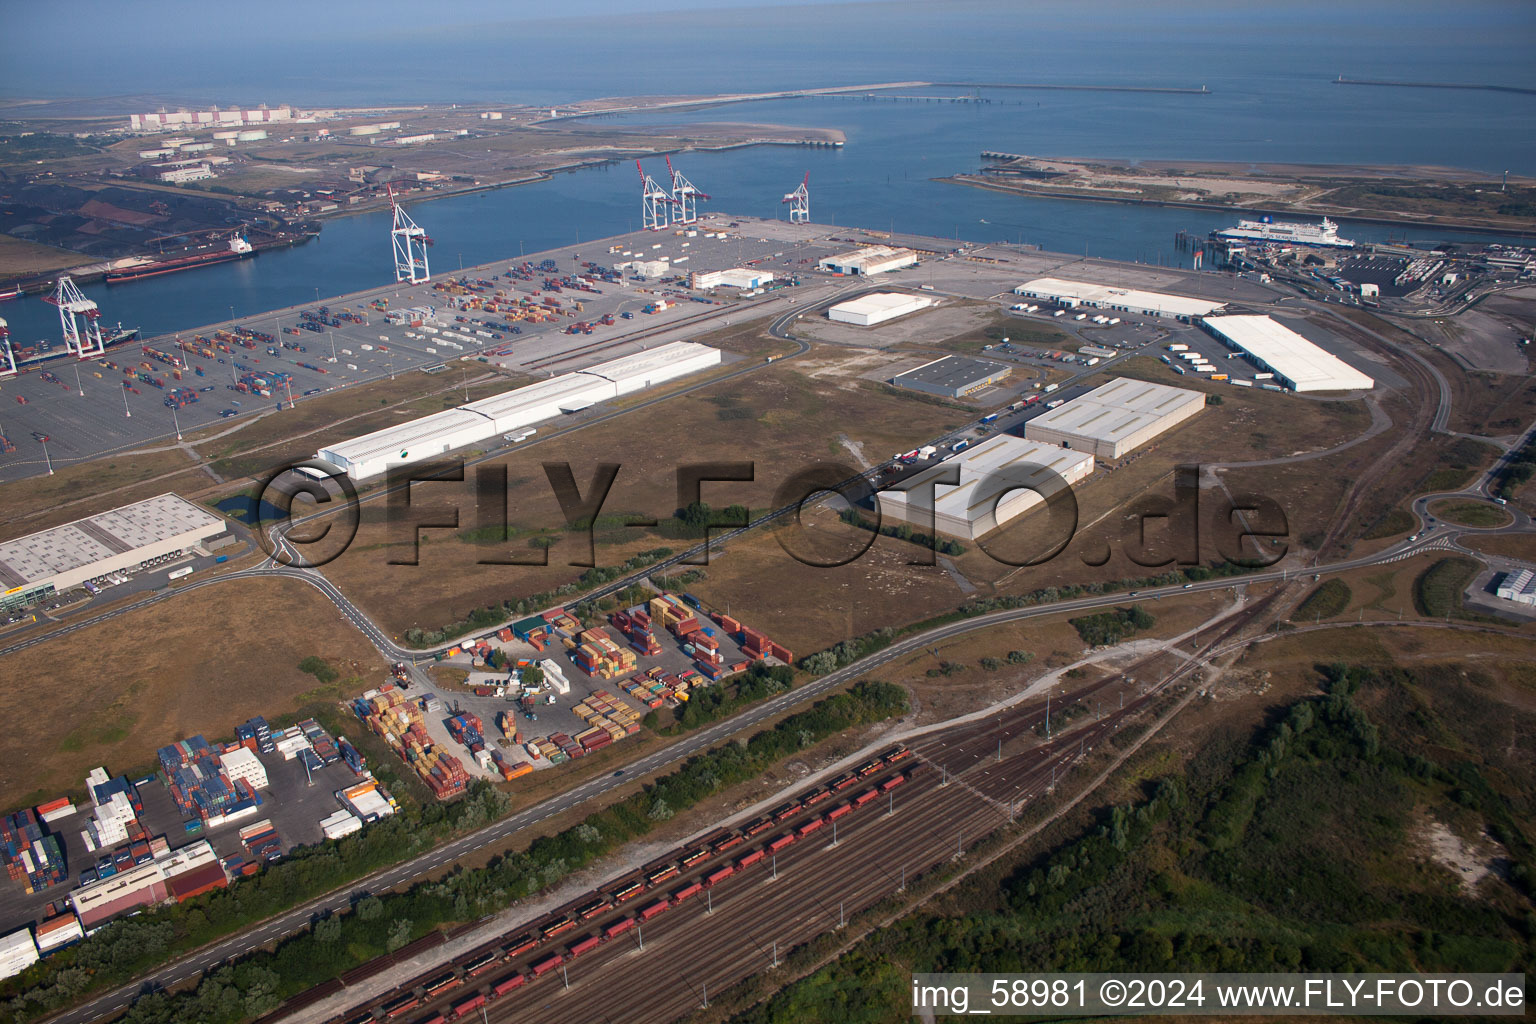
top-left (292, 590), bottom-right (1281, 1024)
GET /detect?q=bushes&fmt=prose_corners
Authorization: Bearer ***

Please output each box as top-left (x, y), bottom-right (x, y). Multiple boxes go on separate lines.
top-left (1069, 606), bottom-right (1154, 647)
top-left (297, 656), bottom-right (338, 684)
top-left (1294, 578), bottom-right (1351, 621)
top-left (1412, 556), bottom-right (1481, 618)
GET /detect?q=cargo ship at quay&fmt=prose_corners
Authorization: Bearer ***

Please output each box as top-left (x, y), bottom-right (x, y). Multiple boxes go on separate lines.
top-left (105, 235), bottom-right (256, 284)
top-left (1215, 215), bottom-right (1356, 248)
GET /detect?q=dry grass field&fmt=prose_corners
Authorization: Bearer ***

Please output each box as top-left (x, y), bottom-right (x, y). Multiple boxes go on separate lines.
top-left (0, 577), bottom-right (387, 810)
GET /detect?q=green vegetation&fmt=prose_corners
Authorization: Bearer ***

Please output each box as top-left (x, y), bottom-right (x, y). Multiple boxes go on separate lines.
top-left (1430, 500), bottom-right (1512, 529)
top-left (1492, 435), bottom-right (1536, 499)
top-left (1295, 578), bottom-right (1352, 620)
top-left (1412, 556), bottom-right (1483, 619)
top-left (297, 656), bottom-right (339, 684)
top-left (1423, 438), bottom-right (1499, 492)
top-left (2, 784), bottom-right (510, 1024)
top-left (730, 663), bottom-right (1535, 1023)
top-left (666, 663), bottom-right (796, 732)
top-left (8, 683), bottom-right (905, 1024)
top-left (1068, 605), bottom-right (1154, 646)
top-left (655, 500), bottom-right (750, 541)
top-left (1363, 505), bottom-right (1416, 540)
top-left (839, 507), bottom-right (965, 556)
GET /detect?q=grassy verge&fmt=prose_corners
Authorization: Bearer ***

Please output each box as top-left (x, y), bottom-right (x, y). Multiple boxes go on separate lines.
top-left (1428, 500), bottom-right (1512, 529)
top-left (1412, 556), bottom-right (1484, 619)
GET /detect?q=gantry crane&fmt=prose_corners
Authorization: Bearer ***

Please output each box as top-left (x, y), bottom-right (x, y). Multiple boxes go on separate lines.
top-left (665, 155), bottom-right (709, 226)
top-left (389, 184), bottom-right (432, 284)
top-left (45, 276), bottom-right (107, 359)
top-left (0, 316), bottom-right (13, 379)
top-left (783, 172), bottom-right (810, 224)
top-left (637, 160), bottom-right (671, 231)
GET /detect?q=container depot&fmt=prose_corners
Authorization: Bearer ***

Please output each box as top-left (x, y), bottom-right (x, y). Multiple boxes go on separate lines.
top-left (217, 746), bottom-right (269, 791)
top-left (888, 354), bottom-right (1012, 399)
top-left (0, 929), bottom-right (38, 981)
top-left (1200, 314), bottom-right (1376, 392)
top-left (1022, 377), bottom-right (1206, 459)
top-left (876, 434), bottom-right (1094, 540)
top-left (827, 292), bottom-right (934, 327)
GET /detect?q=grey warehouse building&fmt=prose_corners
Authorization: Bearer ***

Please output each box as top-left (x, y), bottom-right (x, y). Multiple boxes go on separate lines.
top-left (1024, 377), bottom-right (1206, 459)
top-left (0, 493), bottom-right (227, 611)
top-left (890, 355), bottom-right (1012, 398)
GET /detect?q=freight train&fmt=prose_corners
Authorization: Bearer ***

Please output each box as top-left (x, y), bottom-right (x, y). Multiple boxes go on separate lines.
top-left (315, 746), bottom-right (914, 1024)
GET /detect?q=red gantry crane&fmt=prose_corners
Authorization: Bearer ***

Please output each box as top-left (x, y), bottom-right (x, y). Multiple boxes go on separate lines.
top-left (665, 155), bottom-right (709, 225)
top-left (388, 183), bottom-right (432, 284)
top-left (638, 160), bottom-right (671, 231)
top-left (783, 172), bottom-right (810, 224)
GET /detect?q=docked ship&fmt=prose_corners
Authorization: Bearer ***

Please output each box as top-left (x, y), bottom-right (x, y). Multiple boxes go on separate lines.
top-left (11, 325), bottom-right (141, 366)
top-left (106, 234), bottom-right (255, 284)
top-left (1215, 216), bottom-right (1355, 249)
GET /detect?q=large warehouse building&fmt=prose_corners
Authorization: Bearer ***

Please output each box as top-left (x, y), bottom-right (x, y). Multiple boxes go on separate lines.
top-left (690, 268), bottom-right (775, 290)
top-left (317, 342), bottom-right (722, 480)
top-left (818, 245), bottom-right (919, 276)
top-left (0, 494), bottom-right (228, 611)
top-left (877, 435), bottom-right (1094, 540)
top-left (1014, 278), bottom-right (1227, 320)
top-left (890, 355), bottom-right (1011, 398)
top-left (1024, 377), bottom-right (1206, 459)
top-left (1201, 315), bottom-right (1375, 392)
top-left (828, 292), bottom-right (934, 327)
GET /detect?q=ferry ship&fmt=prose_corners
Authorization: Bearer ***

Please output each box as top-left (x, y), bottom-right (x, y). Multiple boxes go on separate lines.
top-left (1215, 216), bottom-right (1356, 249)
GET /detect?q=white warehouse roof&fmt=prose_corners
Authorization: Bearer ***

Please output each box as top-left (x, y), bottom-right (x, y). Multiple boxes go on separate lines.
top-left (317, 408), bottom-right (498, 478)
top-left (318, 344), bottom-right (722, 480)
top-left (582, 341), bottom-right (722, 396)
top-left (1024, 378), bottom-right (1206, 459)
top-left (463, 375), bottom-right (616, 432)
top-left (1201, 315), bottom-right (1375, 392)
top-left (829, 292), bottom-right (933, 326)
top-left (1015, 278), bottom-right (1226, 319)
top-left (0, 493), bottom-right (225, 600)
top-left (878, 435), bottom-right (1094, 540)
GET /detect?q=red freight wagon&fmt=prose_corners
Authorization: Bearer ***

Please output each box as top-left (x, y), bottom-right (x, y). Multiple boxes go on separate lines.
top-left (577, 897), bottom-right (609, 920)
top-left (670, 881), bottom-right (702, 904)
top-left (567, 934), bottom-right (602, 959)
top-left (603, 916), bottom-right (636, 940)
top-left (796, 817), bottom-right (824, 838)
top-left (680, 847), bottom-right (710, 869)
top-left (857, 759), bottom-right (883, 777)
top-left (735, 848), bottom-right (766, 870)
top-left (423, 972), bottom-right (461, 996)
top-left (491, 972), bottom-right (526, 997)
top-left (529, 952), bottom-right (564, 977)
top-left (825, 802), bottom-right (853, 822)
top-left (771, 803), bottom-right (799, 823)
top-left (646, 864), bottom-right (679, 886)
top-left (743, 817), bottom-right (773, 837)
top-left (381, 992), bottom-right (420, 1018)
top-left (448, 993), bottom-right (486, 1020)
top-left (710, 833), bottom-right (744, 855)
top-left (505, 934), bottom-right (538, 959)
top-left (540, 915), bottom-right (575, 940)
top-left (704, 864), bottom-right (735, 887)
top-left (853, 788), bottom-right (879, 807)
top-left (767, 833), bottom-right (795, 853)
top-left (803, 788), bottom-right (833, 808)
top-left (831, 773), bottom-right (859, 791)
top-left (879, 773), bottom-right (907, 792)
top-left (613, 880), bottom-right (645, 903)
top-left (638, 899), bottom-right (670, 921)
top-left (883, 746), bottom-right (912, 765)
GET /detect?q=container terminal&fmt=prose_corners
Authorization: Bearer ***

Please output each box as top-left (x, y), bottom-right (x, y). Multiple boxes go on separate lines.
top-left (0, 181), bottom-right (1284, 484)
